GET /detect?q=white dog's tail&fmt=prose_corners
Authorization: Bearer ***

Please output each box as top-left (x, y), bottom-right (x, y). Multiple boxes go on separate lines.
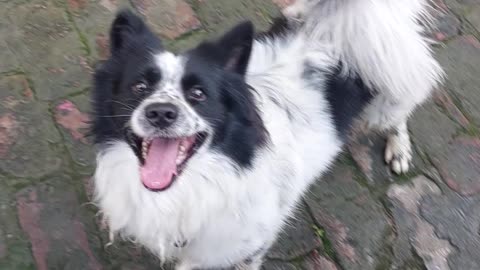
top-left (285, 0), bottom-right (444, 101)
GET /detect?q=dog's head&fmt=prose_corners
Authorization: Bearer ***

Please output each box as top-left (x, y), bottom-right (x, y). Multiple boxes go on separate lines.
top-left (92, 10), bottom-right (266, 191)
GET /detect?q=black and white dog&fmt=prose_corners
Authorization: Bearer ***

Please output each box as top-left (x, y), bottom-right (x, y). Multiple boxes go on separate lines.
top-left (92, 0), bottom-right (443, 269)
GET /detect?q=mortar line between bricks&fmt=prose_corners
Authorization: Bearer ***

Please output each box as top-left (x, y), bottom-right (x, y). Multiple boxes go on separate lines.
top-left (409, 134), bottom-right (434, 169)
top-left (438, 88), bottom-right (478, 124)
top-left (1, 66), bottom-right (40, 101)
top-left (51, 87), bottom-right (91, 102)
top-left (418, 150), bottom-right (456, 196)
top-left (462, 17), bottom-right (480, 39)
top-left (0, 68), bottom-right (24, 77)
top-left (375, 198), bottom-right (397, 270)
top-left (429, 92), bottom-right (480, 138)
top-left (62, 1), bottom-right (92, 57)
top-left (301, 198), bottom-right (345, 270)
top-left (23, 74), bottom-right (40, 102)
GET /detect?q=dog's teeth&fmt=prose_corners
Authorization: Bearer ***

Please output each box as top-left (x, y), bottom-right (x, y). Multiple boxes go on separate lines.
top-left (176, 153), bottom-right (187, 165)
top-left (179, 145), bottom-right (186, 152)
top-left (176, 155), bottom-right (185, 165)
top-left (141, 140), bottom-right (150, 160)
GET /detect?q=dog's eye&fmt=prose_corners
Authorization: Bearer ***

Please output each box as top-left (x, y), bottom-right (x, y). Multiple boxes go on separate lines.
top-left (187, 86), bottom-right (206, 102)
top-left (132, 81), bottom-right (148, 93)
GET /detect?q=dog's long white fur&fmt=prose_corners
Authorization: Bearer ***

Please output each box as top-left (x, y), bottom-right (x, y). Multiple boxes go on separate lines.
top-left (283, 0), bottom-right (443, 174)
top-left (94, 0), bottom-right (443, 269)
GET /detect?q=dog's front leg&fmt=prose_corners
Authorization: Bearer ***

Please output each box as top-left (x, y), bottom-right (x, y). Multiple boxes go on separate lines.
top-left (384, 121), bottom-right (412, 175)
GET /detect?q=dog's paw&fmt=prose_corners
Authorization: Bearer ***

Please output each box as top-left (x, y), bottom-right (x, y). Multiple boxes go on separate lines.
top-left (385, 133), bottom-right (412, 175)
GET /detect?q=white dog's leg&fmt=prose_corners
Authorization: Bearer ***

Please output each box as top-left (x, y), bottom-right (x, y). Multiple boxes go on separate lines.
top-left (385, 121), bottom-right (412, 174)
top-left (363, 95), bottom-right (419, 174)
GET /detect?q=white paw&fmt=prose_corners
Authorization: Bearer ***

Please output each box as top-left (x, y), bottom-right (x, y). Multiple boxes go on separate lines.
top-left (385, 133), bottom-right (412, 175)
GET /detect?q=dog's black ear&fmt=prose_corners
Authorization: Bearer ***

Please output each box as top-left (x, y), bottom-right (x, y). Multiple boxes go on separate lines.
top-left (216, 21), bottom-right (254, 75)
top-left (110, 10), bottom-right (148, 53)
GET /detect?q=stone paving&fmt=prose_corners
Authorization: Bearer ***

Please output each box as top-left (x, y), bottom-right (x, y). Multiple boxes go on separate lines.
top-left (0, 0), bottom-right (480, 269)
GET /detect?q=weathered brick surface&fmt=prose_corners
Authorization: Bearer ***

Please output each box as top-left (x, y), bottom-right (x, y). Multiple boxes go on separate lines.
top-left (267, 205), bottom-right (322, 260)
top-left (435, 137), bottom-right (480, 196)
top-left (305, 161), bottom-right (391, 270)
top-left (16, 180), bottom-right (102, 270)
top-left (301, 250), bottom-right (338, 270)
top-left (0, 0), bottom-right (479, 269)
top-left (3, 0), bottom-right (92, 101)
top-left (437, 35), bottom-right (480, 126)
top-left (388, 176), bottom-right (453, 270)
top-left (132, 0), bottom-right (201, 39)
top-left (0, 75), bottom-right (63, 178)
top-left (54, 97), bottom-right (95, 172)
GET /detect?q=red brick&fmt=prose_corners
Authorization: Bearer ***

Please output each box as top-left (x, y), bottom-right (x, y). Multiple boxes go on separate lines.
top-left (17, 190), bottom-right (50, 270)
top-left (0, 113), bottom-right (19, 157)
top-left (311, 209), bottom-right (357, 262)
top-left (272, 0), bottom-right (296, 9)
top-left (302, 250), bottom-right (338, 270)
top-left (95, 33), bottom-right (110, 60)
top-left (16, 183), bottom-right (102, 269)
top-left (54, 100), bottom-right (90, 143)
top-left (132, 0), bottom-right (201, 39)
top-left (435, 137), bottom-right (480, 196)
top-left (99, 0), bottom-right (117, 12)
top-left (68, 0), bottom-right (88, 11)
top-left (73, 221), bottom-right (102, 270)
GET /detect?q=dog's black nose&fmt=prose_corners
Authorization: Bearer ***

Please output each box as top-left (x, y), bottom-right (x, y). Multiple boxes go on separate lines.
top-left (145, 103), bottom-right (178, 128)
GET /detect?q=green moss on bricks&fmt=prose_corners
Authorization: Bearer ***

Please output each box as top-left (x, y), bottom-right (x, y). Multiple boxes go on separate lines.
top-left (64, 6), bottom-right (91, 56)
top-left (311, 224), bottom-right (338, 262)
top-left (460, 123), bottom-right (480, 137)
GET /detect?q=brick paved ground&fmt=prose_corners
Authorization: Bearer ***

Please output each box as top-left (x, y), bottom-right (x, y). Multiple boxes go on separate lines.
top-left (1, 0), bottom-right (480, 269)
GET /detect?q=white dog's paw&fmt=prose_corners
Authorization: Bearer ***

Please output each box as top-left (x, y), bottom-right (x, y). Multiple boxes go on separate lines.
top-left (385, 132), bottom-right (412, 175)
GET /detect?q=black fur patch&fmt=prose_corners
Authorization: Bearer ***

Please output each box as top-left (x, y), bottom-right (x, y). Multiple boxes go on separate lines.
top-left (92, 10), bottom-right (163, 145)
top-left (184, 23), bottom-right (267, 167)
top-left (304, 64), bottom-right (373, 141)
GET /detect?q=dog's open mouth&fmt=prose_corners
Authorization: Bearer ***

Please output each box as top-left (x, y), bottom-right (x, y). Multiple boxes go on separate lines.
top-left (127, 131), bottom-right (207, 191)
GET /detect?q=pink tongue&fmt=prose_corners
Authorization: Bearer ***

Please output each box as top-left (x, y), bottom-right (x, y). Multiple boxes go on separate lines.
top-left (140, 138), bottom-right (181, 190)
